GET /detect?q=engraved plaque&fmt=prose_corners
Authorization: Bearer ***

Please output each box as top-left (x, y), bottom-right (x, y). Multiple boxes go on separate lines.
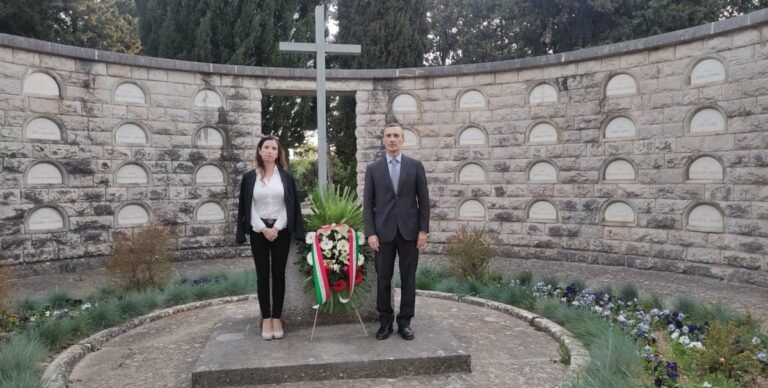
top-left (459, 127), bottom-right (486, 146)
top-left (195, 127), bottom-right (224, 147)
top-left (605, 74), bottom-right (637, 96)
top-left (196, 165), bottom-right (225, 185)
top-left (690, 108), bottom-right (725, 133)
top-left (604, 202), bottom-right (635, 223)
top-left (605, 160), bottom-right (636, 181)
top-left (27, 163), bottom-right (63, 185)
top-left (28, 207), bottom-right (64, 230)
top-left (116, 164), bottom-right (148, 184)
top-left (25, 118), bottom-right (61, 141)
top-left (687, 204), bottom-right (723, 231)
top-left (529, 162), bottom-right (557, 183)
top-left (23, 72), bottom-right (59, 96)
top-left (605, 117), bottom-right (636, 139)
top-left (194, 90), bottom-right (223, 108)
top-left (691, 59), bottom-right (726, 86)
top-left (689, 156), bottom-right (724, 181)
top-left (114, 83), bottom-right (146, 104)
top-left (528, 201), bottom-right (557, 221)
top-left (391, 94), bottom-right (418, 112)
top-left (117, 204), bottom-right (149, 226)
top-left (459, 164), bottom-right (486, 183)
top-left (529, 84), bottom-right (557, 104)
top-left (459, 90), bottom-right (486, 110)
top-left (529, 123), bottom-right (558, 144)
top-left (197, 202), bottom-right (225, 221)
top-left (115, 123), bottom-right (147, 145)
top-left (403, 128), bottom-right (419, 147)
top-left (459, 200), bottom-right (485, 219)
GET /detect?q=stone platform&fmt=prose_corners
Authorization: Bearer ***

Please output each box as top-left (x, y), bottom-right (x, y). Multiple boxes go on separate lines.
top-left (191, 313), bottom-right (471, 387)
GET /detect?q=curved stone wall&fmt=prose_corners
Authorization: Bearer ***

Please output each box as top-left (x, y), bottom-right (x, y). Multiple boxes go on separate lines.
top-left (1, 10), bottom-right (767, 285)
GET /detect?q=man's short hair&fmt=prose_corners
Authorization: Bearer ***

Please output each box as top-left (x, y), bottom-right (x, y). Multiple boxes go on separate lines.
top-left (381, 122), bottom-right (404, 137)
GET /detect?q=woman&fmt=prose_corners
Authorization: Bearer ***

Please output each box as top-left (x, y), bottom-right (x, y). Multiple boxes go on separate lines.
top-left (236, 136), bottom-right (304, 340)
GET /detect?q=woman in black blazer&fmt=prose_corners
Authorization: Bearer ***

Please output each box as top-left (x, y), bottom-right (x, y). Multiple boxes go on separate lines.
top-left (236, 136), bottom-right (304, 340)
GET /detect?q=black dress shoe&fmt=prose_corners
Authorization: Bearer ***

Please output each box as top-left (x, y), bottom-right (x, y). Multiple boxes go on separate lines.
top-left (398, 325), bottom-right (415, 340)
top-left (376, 324), bottom-right (393, 340)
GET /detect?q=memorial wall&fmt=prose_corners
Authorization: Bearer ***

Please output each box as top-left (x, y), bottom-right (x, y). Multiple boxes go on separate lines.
top-left (1, 10), bottom-right (767, 286)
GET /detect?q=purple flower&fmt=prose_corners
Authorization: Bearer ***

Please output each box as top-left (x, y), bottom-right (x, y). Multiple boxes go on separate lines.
top-left (654, 378), bottom-right (663, 387)
top-left (664, 361), bottom-right (678, 379)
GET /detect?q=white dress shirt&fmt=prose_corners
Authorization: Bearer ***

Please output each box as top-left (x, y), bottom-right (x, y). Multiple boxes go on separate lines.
top-left (250, 166), bottom-right (288, 232)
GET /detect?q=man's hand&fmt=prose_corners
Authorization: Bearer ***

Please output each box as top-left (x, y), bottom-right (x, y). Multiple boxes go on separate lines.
top-left (367, 235), bottom-right (380, 252)
top-left (417, 231), bottom-right (428, 250)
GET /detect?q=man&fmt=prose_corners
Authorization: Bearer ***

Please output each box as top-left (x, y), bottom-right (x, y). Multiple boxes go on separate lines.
top-left (363, 120), bottom-right (430, 341)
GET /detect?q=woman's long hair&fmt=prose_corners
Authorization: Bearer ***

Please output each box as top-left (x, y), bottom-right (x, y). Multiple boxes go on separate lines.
top-left (255, 136), bottom-right (287, 174)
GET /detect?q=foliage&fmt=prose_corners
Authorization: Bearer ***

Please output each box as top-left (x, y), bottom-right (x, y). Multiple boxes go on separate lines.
top-left (692, 321), bottom-right (761, 380)
top-left (444, 227), bottom-right (498, 279)
top-left (106, 223), bottom-right (177, 292)
top-left (305, 185), bottom-right (364, 231)
top-left (0, 334), bottom-right (46, 388)
top-left (618, 283), bottom-right (639, 301)
top-left (0, 266), bottom-right (9, 314)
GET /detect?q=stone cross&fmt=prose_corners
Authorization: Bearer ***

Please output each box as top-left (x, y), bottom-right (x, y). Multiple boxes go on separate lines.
top-left (279, 5), bottom-right (361, 191)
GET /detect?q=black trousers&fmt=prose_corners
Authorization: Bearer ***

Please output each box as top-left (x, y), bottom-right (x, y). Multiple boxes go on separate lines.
top-left (376, 230), bottom-right (418, 327)
top-left (249, 229), bottom-right (291, 319)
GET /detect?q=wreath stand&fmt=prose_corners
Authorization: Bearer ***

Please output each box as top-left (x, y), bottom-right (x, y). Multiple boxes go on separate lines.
top-left (310, 301), bottom-right (369, 342)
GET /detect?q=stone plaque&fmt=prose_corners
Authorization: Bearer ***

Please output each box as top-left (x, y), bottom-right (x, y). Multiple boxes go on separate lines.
top-left (194, 90), bottom-right (223, 108)
top-left (196, 165), bottom-right (225, 185)
top-left (458, 200), bottom-right (485, 219)
top-left (690, 108), bottom-right (725, 133)
top-left (605, 160), bottom-right (636, 181)
top-left (197, 202), bottom-right (225, 222)
top-left (528, 201), bottom-right (557, 221)
top-left (459, 127), bottom-right (486, 146)
top-left (459, 164), bottom-right (486, 183)
top-left (605, 117), bottom-right (636, 139)
top-left (529, 162), bottom-right (557, 183)
top-left (391, 94), bottom-right (418, 112)
top-left (28, 207), bottom-right (64, 231)
top-left (116, 164), bottom-right (148, 184)
top-left (115, 123), bottom-right (148, 145)
top-left (195, 127), bottom-right (224, 147)
top-left (691, 59), bottom-right (726, 86)
top-left (114, 83), bottom-right (146, 104)
top-left (27, 163), bottom-right (63, 185)
top-left (605, 74), bottom-right (637, 96)
top-left (25, 117), bottom-right (62, 141)
top-left (118, 204), bottom-right (149, 226)
top-left (604, 202), bottom-right (635, 223)
top-left (529, 84), bottom-right (557, 104)
top-left (403, 129), bottom-right (419, 148)
top-left (529, 123), bottom-right (558, 144)
top-left (689, 156), bottom-right (724, 181)
top-left (687, 204), bottom-right (723, 231)
top-left (23, 72), bottom-right (59, 96)
top-left (459, 90), bottom-right (486, 110)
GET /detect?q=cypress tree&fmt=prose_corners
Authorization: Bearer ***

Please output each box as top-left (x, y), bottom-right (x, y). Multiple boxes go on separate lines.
top-left (193, 12), bottom-right (214, 62)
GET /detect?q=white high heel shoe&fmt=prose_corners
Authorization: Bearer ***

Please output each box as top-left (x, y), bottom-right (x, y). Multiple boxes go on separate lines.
top-left (272, 319), bottom-right (284, 339)
top-left (261, 319), bottom-right (273, 340)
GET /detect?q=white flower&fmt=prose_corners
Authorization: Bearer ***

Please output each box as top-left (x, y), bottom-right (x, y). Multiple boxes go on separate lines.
top-left (592, 306), bottom-right (603, 313)
top-left (357, 253), bottom-right (365, 265)
top-left (45, 311), bottom-right (50, 317)
top-left (682, 326), bottom-right (689, 334)
top-left (320, 239), bottom-right (333, 250)
top-left (756, 352), bottom-right (766, 362)
top-left (702, 382), bottom-right (712, 387)
top-left (305, 231), bottom-right (316, 244)
top-left (671, 331), bottom-right (680, 340)
top-left (668, 324), bottom-right (676, 332)
top-left (678, 336), bottom-right (690, 345)
top-left (337, 224), bottom-right (349, 234)
top-left (331, 263), bottom-right (340, 272)
top-left (617, 314), bottom-right (626, 323)
top-left (752, 337), bottom-right (761, 345)
top-left (687, 341), bottom-right (704, 350)
top-left (29, 316), bottom-right (36, 322)
top-left (81, 302), bottom-right (92, 310)
top-left (357, 231), bottom-right (365, 242)
top-left (306, 252), bottom-right (313, 265)
top-left (572, 301), bottom-right (580, 306)
top-left (336, 240), bottom-right (348, 251)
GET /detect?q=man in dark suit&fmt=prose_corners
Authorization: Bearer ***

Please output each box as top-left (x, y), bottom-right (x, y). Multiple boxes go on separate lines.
top-left (363, 121), bottom-right (430, 341)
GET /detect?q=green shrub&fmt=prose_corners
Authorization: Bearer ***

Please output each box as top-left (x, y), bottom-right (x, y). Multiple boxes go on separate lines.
top-left (31, 317), bottom-right (84, 350)
top-left (305, 185), bottom-right (363, 231)
top-left (162, 284), bottom-right (194, 306)
top-left (618, 283), bottom-right (638, 300)
top-left (218, 271), bottom-right (255, 296)
top-left (0, 334), bottom-right (47, 378)
top-left (415, 265), bottom-right (445, 290)
top-left (17, 298), bottom-right (42, 316)
top-left (106, 223), bottom-right (177, 292)
top-left (513, 270), bottom-right (533, 286)
top-left (444, 226), bottom-right (497, 279)
top-left (83, 303), bottom-right (123, 330)
top-left (692, 321), bottom-right (761, 381)
top-left (568, 329), bottom-right (645, 388)
top-left (638, 293), bottom-right (664, 312)
top-left (117, 293), bottom-right (151, 317)
top-left (540, 275), bottom-right (560, 289)
top-left (498, 285), bottom-right (536, 311)
top-left (45, 290), bottom-right (73, 310)
top-left (0, 266), bottom-right (9, 314)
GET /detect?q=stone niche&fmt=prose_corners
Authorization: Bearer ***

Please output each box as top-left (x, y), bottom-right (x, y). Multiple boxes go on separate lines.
top-left (603, 201), bottom-right (636, 224)
top-left (195, 165), bottom-right (225, 185)
top-left (24, 117), bottom-right (62, 141)
top-left (458, 90), bottom-right (487, 110)
top-left (528, 161), bottom-right (557, 183)
top-left (114, 82), bottom-right (146, 104)
top-left (690, 58), bottom-right (726, 86)
top-left (605, 73), bottom-right (637, 96)
top-left (196, 201), bottom-right (226, 222)
top-left (528, 200), bottom-right (557, 222)
top-left (23, 71), bottom-right (60, 96)
top-left (604, 159), bottom-right (636, 181)
top-left (688, 156), bottom-right (724, 181)
top-left (604, 116), bottom-right (637, 139)
top-left (402, 128), bottom-right (419, 148)
top-left (116, 163), bottom-right (149, 185)
top-left (458, 200), bottom-right (486, 219)
top-left (115, 123), bottom-right (148, 145)
top-left (194, 89), bottom-right (223, 108)
top-left (528, 122), bottom-right (558, 144)
top-left (391, 93), bottom-right (419, 112)
top-left (117, 204), bottom-right (149, 226)
top-left (686, 204), bottom-right (724, 232)
top-left (458, 163), bottom-right (486, 183)
top-left (26, 162), bottom-right (63, 185)
top-left (689, 108), bottom-right (726, 134)
top-left (528, 83), bottom-right (558, 105)
top-left (194, 127), bottom-right (224, 147)
top-left (27, 206), bottom-right (65, 231)
top-left (458, 126), bottom-right (487, 146)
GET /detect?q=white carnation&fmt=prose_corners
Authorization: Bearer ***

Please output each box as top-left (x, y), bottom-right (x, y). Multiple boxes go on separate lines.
top-left (320, 239), bottom-right (333, 250)
top-left (305, 231), bottom-right (316, 244)
top-left (358, 253), bottom-right (365, 265)
top-left (357, 231), bottom-right (365, 241)
top-left (306, 252), bottom-right (313, 265)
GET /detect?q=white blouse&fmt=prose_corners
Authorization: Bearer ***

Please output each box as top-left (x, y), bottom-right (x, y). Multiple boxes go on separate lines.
top-left (250, 166), bottom-right (288, 232)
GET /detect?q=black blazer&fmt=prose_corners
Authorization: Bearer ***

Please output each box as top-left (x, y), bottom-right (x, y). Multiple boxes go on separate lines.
top-left (236, 168), bottom-right (305, 244)
top-left (363, 154), bottom-right (430, 243)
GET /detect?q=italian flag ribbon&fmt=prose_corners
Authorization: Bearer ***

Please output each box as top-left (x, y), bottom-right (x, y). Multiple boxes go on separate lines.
top-left (338, 227), bottom-right (360, 304)
top-left (310, 227), bottom-right (330, 309)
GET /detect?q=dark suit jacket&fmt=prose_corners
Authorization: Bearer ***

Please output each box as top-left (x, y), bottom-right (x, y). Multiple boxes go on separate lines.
top-left (236, 168), bottom-right (305, 244)
top-left (363, 154), bottom-right (430, 243)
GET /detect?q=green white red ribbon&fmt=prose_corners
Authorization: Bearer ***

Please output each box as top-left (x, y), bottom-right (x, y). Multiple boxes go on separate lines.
top-left (310, 228), bottom-right (330, 308)
top-left (338, 227), bottom-right (360, 304)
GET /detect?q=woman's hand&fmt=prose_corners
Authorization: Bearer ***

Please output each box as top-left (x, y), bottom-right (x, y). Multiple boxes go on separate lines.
top-left (261, 228), bottom-right (278, 241)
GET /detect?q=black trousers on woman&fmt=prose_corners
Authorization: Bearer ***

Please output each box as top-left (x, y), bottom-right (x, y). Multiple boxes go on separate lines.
top-left (249, 228), bottom-right (291, 319)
